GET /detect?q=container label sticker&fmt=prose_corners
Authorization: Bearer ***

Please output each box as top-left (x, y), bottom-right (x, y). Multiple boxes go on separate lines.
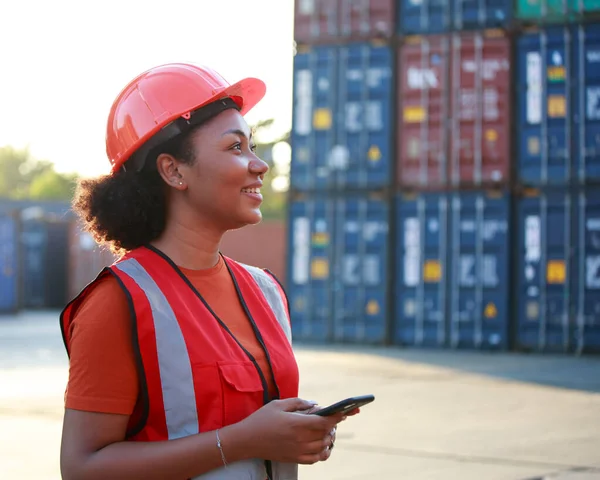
top-left (345, 102), bottom-right (362, 132)
top-left (365, 101), bottom-right (383, 130)
top-left (484, 302), bottom-right (498, 319)
top-left (295, 70), bottom-right (313, 135)
top-left (586, 87), bottom-right (600, 121)
top-left (292, 217), bottom-right (310, 285)
top-left (528, 136), bottom-right (541, 155)
top-left (527, 89), bottom-right (542, 124)
top-left (483, 255), bottom-right (499, 287)
top-left (366, 299), bottom-right (380, 316)
top-left (483, 88), bottom-right (499, 121)
top-left (343, 254), bottom-right (360, 285)
top-left (368, 145), bottom-right (382, 162)
top-left (313, 108), bottom-right (332, 130)
top-left (526, 301), bottom-right (539, 320)
top-left (404, 218), bottom-right (420, 286)
top-left (311, 231), bottom-right (330, 247)
top-left (311, 258), bottom-right (329, 279)
top-left (526, 52), bottom-right (542, 87)
top-left (367, 67), bottom-right (390, 89)
top-left (328, 145), bottom-right (350, 170)
top-left (459, 255), bottom-right (475, 287)
top-left (406, 66), bottom-right (438, 90)
top-left (586, 256), bottom-right (600, 289)
top-left (403, 106), bottom-right (426, 123)
top-left (424, 260), bottom-right (442, 283)
top-left (525, 215), bottom-right (541, 262)
top-left (546, 260), bottom-right (566, 284)
top-left (547, 66), bottom-right (566, 83)
top-left (363, 254), bottom-right (381, 285)
top-left (298, 0), bottom-right (315, 14)
top-left (408, 137), bottom-right (421, 158)
top-left (548, 95), bottom-right (566, 118)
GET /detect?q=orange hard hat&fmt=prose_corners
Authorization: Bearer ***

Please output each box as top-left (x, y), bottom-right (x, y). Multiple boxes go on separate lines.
top-left (105, 63), bottom-right (267, 174)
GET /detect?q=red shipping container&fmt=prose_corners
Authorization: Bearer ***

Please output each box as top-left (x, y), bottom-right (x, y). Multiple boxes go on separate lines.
top-left (398, 35), bottom-right (450, 188)
top-left (398, 32), bottom-right (511, 189)
top-left (67, 220), bottom-right (117, 301)
top-left (294, 0), bottom-right (394, 45)
top-left (449, 32), bottom-right (511, 187)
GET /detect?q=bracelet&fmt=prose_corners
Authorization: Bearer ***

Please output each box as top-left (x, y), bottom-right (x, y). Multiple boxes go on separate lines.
top-left (216, 429), bottom-right (228, 467)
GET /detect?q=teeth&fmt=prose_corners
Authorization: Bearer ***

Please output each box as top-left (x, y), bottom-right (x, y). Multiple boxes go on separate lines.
top-left (242, 188), bottom-right (260, 194)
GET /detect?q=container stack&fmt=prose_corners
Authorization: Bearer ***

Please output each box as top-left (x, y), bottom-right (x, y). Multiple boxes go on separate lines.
top-left (0, 199), bottom-right (117, 315)
top-left (513, 4), bottom-right (600, 354)
top-left (287, 0), bottom-right (600, 355)
top-left (287, 0), bottom-right (396, 344)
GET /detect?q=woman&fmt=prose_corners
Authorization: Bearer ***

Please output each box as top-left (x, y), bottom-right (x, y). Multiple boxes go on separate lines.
top-left (59, 63), bottom-right (353, 480)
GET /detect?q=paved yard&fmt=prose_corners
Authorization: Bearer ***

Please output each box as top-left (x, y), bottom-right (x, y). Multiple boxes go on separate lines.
top-left (1, 311), bottom-right (599, 479)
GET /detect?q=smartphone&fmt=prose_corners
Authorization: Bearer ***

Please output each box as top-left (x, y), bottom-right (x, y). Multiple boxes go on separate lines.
top-left (312, 394), bottom-right (375, 417)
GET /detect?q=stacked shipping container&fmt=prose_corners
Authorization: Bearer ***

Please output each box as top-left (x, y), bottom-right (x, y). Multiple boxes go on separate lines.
top-left (289, 0), bottom-right (396, 343)
top-left (288, 0), bottom-right (600, 354)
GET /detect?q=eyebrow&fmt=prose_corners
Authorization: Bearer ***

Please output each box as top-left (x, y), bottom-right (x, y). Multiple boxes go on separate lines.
top-left (221, 128), bottom-right (253, 141)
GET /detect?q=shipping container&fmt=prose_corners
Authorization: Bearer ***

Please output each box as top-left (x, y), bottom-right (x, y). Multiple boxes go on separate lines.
top-left (516, 188), bottom-right (600, 353)
top-left (394, 192), bottom-right (448, 347)
top-left (19, 207), bottom-right (69, 309)
top-left (398, 0), bottom-right (511, 35)
top-left (398, 35), bottom-right (450, 187)
top-left (516, 0), bottom-right (600, 23)
top-left (291, 43), bottom-right (393, 191)
top-left (287, 194), bottom-right (390, 343)
top-left (398, 32), bottom-right (511, 189)
top-left (448, 191), bottom-right (510, 350)
top-left (0, 213), bottom-right (19, 313)
top-left (294, 0), bottom-right (394, 45)
top-left (517, 24), bottom-right (600, 186)
top-left (67, 221), bottom-right (117, 301)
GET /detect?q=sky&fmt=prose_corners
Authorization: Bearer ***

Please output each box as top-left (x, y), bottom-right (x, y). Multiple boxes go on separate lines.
top-left (0, 0), bottom-right (296, 177)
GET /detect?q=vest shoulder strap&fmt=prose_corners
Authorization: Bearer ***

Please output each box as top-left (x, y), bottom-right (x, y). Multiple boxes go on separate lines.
top-left (238, 263), bottom-right (292, 345)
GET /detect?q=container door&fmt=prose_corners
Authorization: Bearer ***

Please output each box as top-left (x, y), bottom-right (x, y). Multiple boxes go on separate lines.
top-left (450, 32), bottom-right (511, 187)
top-left (291, 46), bottom-right (337, 192)
top-left (20, 219), bottom-right (47, 308)
top-left (575, 188), bottom-right (600, 354)
top-left (398, 36), bottom-right (449, 188)
top-left (395, 193), bottom-right (448, 347)
top-left (517, 28), bottom-right (573, 186)
top-left (517, 191), bottom-right (573, 352)
top-left (332, 195), bottom-right (389, 343)
top-left (339, 0), bottom-right (395, 41)
top-left (449, 191), bottom-right (510, 350)
top-left (337, 43), bottom-right (392, 189)
top-left (0, 215), bottom-right (18, 313)
top-left (294, 0), bottom-right (338, 45)
top-left (574, 24), bottom-right (600, 184)
top-left (44, 220), bottom-right (69, 309)
top-left (399, 0), bottom-right (451, 35)
top-left (453, 0), bottom-right (512, 30)
top-left (288, 197), bottom-right (335, 342)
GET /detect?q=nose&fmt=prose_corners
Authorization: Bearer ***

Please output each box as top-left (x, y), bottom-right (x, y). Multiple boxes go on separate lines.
top-left (249, 154), bottom-right (269, 178)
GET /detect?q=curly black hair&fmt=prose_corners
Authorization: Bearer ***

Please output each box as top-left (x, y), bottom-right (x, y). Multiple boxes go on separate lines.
top-left (72, 131), bottom-right (197, 256)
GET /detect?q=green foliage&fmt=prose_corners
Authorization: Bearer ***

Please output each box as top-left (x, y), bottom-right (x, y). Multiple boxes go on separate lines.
top-left (0, 146), bottom-right (78, 201)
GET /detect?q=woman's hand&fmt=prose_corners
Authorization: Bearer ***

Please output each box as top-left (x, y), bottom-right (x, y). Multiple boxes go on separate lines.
top-left (232, 397), bottom-right (347, 465)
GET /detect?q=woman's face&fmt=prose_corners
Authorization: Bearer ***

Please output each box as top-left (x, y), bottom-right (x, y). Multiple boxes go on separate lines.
top-left (170, 108), bottom-right (269, 231)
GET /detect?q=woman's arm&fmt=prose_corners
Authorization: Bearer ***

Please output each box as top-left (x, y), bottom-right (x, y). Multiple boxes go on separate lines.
top-left (60, 398), bottom-right (343, 480)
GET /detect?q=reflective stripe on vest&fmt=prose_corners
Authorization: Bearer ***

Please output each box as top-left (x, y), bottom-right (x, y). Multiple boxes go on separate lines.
top-left (114, 258), bottom-right (298, 480)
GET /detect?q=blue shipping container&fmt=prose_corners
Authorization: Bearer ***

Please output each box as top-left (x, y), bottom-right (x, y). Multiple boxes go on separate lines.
top-left (0, 214), bottom-right (19, 313)
top-left (516, 188), bottom-right (600, 353)
top-left (517, 24), bottom-right (600, 186)
top-left (20, 217), bottom-right (48, 308)
top-left (395, 193), bottom-right (448, 347)
top-left (448, 191), bottom-right (510, 350)
top-left (398, 0), bottom-right (511, 35)
top-left (291, 44), bottom-right (393, 191)
top-left (287, 195), bottom-right (390, 343)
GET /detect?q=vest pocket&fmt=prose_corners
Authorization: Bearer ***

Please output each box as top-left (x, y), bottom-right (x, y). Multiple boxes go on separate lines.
top-left (218, 362), bottom-right (264, 427)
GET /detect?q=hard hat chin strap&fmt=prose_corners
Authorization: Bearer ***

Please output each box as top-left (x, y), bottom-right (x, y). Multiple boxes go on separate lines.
top-left (124, 97), bottom-right (241, 173)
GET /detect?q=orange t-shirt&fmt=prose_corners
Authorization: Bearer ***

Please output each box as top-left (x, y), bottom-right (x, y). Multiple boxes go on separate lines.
top-left (64, 256), bottom-right (280, 415)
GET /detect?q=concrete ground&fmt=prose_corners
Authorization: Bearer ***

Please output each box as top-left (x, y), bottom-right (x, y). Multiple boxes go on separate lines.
top-left (1, 311), bottom-right (599, 480)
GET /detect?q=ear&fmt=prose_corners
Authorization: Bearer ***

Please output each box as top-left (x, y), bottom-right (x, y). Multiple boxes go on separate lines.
top-left (156, 153), bottom-right (187, 190)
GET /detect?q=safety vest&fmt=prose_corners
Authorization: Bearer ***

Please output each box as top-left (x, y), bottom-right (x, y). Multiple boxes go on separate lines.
top-left (61, 246), bottom-right (300, 480)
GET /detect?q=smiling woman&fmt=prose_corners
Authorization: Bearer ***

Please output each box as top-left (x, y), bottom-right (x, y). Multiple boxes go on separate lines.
top-left (58, 63), bottom-right (352, 480)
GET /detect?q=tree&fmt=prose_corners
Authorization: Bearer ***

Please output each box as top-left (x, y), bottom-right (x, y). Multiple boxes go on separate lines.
top-left (0, 146), bottom-right (78, 201)
top-left (250, 120), bottom-right (291, 222)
